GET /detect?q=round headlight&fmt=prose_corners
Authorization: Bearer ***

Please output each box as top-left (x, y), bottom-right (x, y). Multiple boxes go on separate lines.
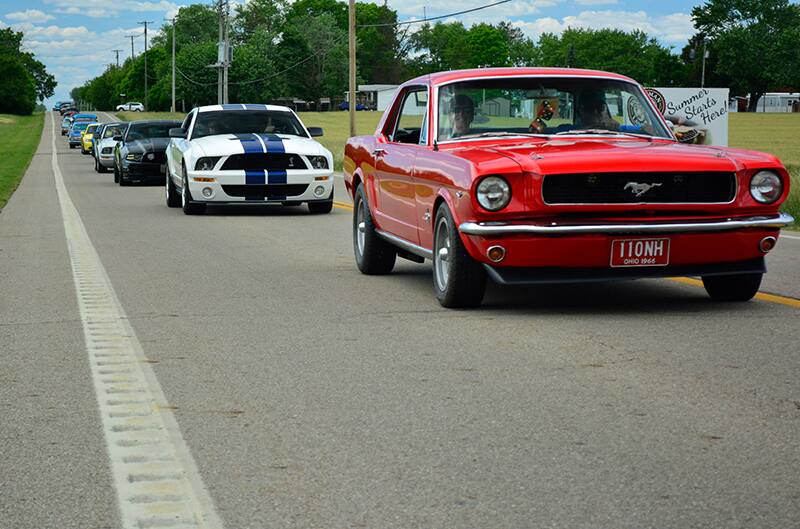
top-left (476, 176), bottom-right (511, 211)
top-left (750, 170), bottom-right (783, 204)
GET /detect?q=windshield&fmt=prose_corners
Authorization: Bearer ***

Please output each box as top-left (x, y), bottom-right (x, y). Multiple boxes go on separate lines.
top-left (86, 125), bottom-right (98, 134)
top-left (71, 123), bottom-right (89, 132)
top-left (192, 110), bottom-right (308, 139)
top-left (104, 125), bottom-right (124, 139)
top-left (126, 123), bottom-right (177, 141)
top-left (437, 77), bottom-right (670, 142)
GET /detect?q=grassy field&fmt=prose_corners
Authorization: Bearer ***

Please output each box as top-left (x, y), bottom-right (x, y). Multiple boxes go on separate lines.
top-left (0, 113), bottom-right (45, 211)
top-left (729, 113), bottom-right (799, 225)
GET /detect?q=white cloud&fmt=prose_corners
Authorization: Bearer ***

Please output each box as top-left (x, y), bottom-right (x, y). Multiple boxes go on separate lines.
top-left (5, 9), bottom-right (56, 23)
top-left (575, 0), bottom-right (617, 5)
top-left (513, 10), bottom-right (695, 44)
top-left (45, 0), bottom-right (178, 18)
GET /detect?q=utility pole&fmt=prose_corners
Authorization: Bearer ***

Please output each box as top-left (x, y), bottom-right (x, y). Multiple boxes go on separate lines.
top-left (165, 17), bottom-right (176, 113)
top-left (223, 0), bottom-right (230, 104)
top-left (348, 0), bottom-right (356, 137)
top-left (112, 49), bottom-right (122, 68)
top-left (216, 0), bottom-right (223, 104)
top-left (139, 21), bottom-right (153, 110)
top-left (701, 38), bottom-right (708, 88)
top-left (127, 35), bottom-right (137, 61)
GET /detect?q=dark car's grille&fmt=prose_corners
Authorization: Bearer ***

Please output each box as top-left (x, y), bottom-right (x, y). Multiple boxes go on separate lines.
top-left (542, 172), bottom-right (736, 204)
top-left (138, 152), bottom-right (166, 163)
top-left (222, 153), bottom-right (307, 171)
top-left (222, 184), bottom-right (308, 198)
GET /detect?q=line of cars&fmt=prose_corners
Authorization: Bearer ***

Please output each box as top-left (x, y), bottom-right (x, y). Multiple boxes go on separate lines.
top-left (67, 104), bottom-right (335, 215)
top-left (60, 67), bottom-right (794, 308)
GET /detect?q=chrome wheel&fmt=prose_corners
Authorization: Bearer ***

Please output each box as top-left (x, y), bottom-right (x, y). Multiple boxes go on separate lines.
top-left (434, 215), bottom-right (451, 292)
top-left (356, 200), bottom-right (366, 257)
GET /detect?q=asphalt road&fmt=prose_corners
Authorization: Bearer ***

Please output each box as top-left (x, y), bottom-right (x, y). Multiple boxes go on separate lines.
top-left (1, 112), bottom-right (798, 529)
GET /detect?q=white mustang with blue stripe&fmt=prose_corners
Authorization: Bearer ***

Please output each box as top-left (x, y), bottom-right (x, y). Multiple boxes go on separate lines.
top-left (165, 104), bottom-right (334, 215)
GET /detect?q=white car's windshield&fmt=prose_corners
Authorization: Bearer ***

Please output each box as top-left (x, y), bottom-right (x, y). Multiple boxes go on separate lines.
top-left (192, 111), bottom-right (308, 139)
top-left (437, 77), bottom-right (670, 142)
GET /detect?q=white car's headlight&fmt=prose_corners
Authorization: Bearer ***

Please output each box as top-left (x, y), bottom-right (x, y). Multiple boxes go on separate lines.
top-left (750, 170), bottom-right (783, 204)
top-left (308, 155), bottom-right (329, 170)
top-left (195, 157), bottom-right (221, 171)
top-left (476, 176), bottom-right (511, 211)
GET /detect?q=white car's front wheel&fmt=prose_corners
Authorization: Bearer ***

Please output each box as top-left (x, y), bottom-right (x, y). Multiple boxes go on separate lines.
top-left (165, 168), bottom-right (180, 208)
top-left (181, 165), bottom-right (205, 215)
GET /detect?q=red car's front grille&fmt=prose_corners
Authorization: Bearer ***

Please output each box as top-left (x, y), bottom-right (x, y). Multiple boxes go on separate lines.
top-left (542, 172), bottom-right (736, 205)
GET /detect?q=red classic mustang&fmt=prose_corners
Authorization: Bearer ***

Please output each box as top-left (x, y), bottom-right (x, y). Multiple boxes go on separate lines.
top-left (343, 68), bottom-right (794, 307)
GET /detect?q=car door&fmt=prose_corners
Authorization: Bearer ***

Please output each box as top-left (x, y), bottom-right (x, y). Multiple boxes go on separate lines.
top-left (372, 87), bottom-right (428, 245)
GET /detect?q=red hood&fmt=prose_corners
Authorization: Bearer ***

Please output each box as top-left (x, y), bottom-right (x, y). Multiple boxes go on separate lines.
top-left (444, 138), bottom-right (783, 176)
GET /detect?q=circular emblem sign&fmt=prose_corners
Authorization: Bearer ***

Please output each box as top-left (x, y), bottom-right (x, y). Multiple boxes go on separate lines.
top-left (645, 88), bottom-right (666, 115)
top-left (626, 97), bottom-right (646, 126)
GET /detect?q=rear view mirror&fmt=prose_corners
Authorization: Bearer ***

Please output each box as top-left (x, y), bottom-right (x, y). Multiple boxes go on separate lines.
top-left (307, 127), bottom-right (324, 137)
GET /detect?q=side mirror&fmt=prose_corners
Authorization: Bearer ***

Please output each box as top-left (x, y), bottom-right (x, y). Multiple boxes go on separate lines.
top-left (113, 135), bottom-right (123, 142)
top-left (307, 127), bottom-right (323, 137)
top-left (169, 127), bottom-right (186, 138)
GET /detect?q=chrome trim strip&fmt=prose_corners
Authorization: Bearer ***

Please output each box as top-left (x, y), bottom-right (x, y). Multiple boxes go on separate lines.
top-left (376, 229), bottom-right (434, 260)
top-left (459, 213), bottom-right (795, 236)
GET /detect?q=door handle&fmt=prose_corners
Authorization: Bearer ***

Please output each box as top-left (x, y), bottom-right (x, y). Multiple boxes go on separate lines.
top-left (372, 147), bottom-right (386, 157)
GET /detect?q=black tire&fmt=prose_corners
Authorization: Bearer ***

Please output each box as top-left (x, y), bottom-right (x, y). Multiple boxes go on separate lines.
top-left (353, 184), bottom-right (395, 274)
top-left (432, 203), bottom-right (487, 308)
top-left (308, 199), bottom-right (333, 214)
top-left (94, 156), bottom-right (100, 172)
top-left (165, 169), bottom-right (181, 208)
top-left (113, 163), bottom-right (120, 183)
top-left (181, 165), bottom-right (205, 215)
top-left (97, 160), bottom-right (107, 174)
top-left (69, 144), bottom-right (75, 149)
top-left (119, 171), bottom-right (129, 186)
top-left (702, 273), bottom-right (762, 302)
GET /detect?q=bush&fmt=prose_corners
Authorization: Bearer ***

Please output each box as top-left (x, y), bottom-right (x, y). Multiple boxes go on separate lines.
top-left (0, 55), bottom-right (36, 115)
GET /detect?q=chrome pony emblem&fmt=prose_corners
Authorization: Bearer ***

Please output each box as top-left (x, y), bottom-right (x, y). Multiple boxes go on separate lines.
top-left (624, 181), bottom-right (662, 197)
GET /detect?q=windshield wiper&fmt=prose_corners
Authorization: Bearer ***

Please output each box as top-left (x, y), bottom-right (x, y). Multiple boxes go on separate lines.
top-left (453, 131), bottom-right (549, 140)
top-left (554, 129), bottom-right (653, 140)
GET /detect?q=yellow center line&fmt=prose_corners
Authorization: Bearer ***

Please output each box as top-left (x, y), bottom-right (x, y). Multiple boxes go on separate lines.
top-left (667, 277), bottom-right (800, 309)
top-left (334, 200), bottom-right (353, 211)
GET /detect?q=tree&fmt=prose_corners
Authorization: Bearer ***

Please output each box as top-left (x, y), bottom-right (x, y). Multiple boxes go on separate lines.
top-left (234, 0), bottom-right (287, 42)
top-left (355, 2), bottom-right (405, 83)
top-left (0, 55), bottom-right (36, 115)
top-left (537, 28), bottom-right (688, 86)
top-left (693, 0), bottom-right (800, 110)
top-left (230, 28), bottom-right (284, 103)
top-left (1, 27), bottom-right (56, 103)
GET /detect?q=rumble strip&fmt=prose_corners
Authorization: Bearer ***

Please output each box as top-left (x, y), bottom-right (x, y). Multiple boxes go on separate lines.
top-left (49, 113), bottom-right (225, 529)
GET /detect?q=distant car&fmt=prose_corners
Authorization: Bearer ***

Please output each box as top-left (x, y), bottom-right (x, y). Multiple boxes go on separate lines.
top-left (61, 116), bottom-right (72, 135)
top-left (72, 113), bottom-right (98, 123)
top-left (94, 122), bottom-right (127, 174)
top-left (59, 104), bottom-right (76, 115)
top-left (339, 101), bottom-right (368, 111)
top-left (81, 123), bottom-right (100, 154)
top-left (68, 121), bottom-right (92, 149)
top-left (116, 102), bottom-right (144, 112)
top-left (165, 104), bottom-right (333, 215)
top-left (113, 120), bottom-right (181, 185)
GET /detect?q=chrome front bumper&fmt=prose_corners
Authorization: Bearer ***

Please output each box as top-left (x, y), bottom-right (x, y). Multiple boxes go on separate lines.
top-left (459, 213), bottom-right (794, 236)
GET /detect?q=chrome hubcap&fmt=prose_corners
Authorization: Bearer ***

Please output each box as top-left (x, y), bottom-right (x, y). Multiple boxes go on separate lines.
top-left (434, 216), bottom-right (451, 291)
top-left (356, 200), bottom-right (366, 256)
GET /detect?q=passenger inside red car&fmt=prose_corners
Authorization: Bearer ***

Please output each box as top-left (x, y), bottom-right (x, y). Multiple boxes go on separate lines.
top-left (576, 90), bottom-right (620, 131)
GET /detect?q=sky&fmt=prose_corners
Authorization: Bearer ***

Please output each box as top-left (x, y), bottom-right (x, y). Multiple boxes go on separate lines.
top-left (0, 0), bottom-right (703, 107)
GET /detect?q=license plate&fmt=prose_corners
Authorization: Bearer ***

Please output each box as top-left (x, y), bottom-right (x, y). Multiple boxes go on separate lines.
top-left (160, 164), bottom-right (166, 174)
top-left (610, 238), bottom-right (670, 267)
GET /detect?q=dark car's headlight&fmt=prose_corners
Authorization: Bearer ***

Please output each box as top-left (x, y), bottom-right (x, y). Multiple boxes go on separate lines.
top-left (750, 170), bottom-right (783, 204)
top-left (195, 157), bottom-right (221, 171)
top-left (308, 155), bottom-right (329, 170)
top-left (476, 176), bottom-right (511, 211)
top-left (126, 153), bottom-right (143, 161)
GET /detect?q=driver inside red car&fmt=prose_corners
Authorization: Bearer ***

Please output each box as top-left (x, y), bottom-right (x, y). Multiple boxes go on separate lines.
top-left (576, 90), bottom-right (620, 131)
top-left (448, 94), bottom-right (475, 138)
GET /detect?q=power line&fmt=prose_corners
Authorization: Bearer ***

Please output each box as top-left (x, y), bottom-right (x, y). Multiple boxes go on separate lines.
top-left (358, 0), bottom-right (512, 28)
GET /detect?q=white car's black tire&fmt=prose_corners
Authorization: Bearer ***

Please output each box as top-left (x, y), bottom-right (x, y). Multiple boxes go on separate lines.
top-left (181, 165), bottom-right (205, 215)
top-left (165, 170), bottom-right (181, 208)
top-left (353, 184), bottom-right (395, 274)
top-left (432, 203), bottom-right (487, 308)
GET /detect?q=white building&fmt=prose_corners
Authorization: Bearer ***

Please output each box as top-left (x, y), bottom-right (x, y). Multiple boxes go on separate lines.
top-left (753, 92), bottom-right (800, 113)
top-left (344, 84), bottom-right (399, 111)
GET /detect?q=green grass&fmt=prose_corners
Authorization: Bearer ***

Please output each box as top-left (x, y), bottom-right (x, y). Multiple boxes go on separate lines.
top-left (0, 113), bottom-right (45, 211)
top-left (729, 113), bottom-right (800, 227)
top-left (297, 111), bottom-right (384, 170)
top-left (115, 111), bottom-right (186, 122)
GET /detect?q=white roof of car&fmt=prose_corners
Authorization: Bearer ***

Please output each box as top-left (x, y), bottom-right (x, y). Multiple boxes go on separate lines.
top-left (196, 104), bottom-right (293, 113)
